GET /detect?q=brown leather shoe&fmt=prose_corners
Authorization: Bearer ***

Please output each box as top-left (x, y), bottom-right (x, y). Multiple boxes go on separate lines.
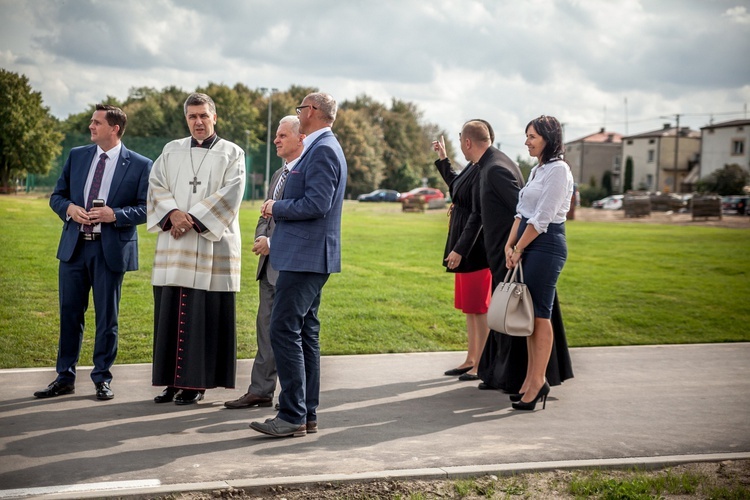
top-left (306, 421), bottom-right (318, 433)
top-left (249, 417), bottom-right (306, 437)
top-left (224, 392), bottom-right (273, 409)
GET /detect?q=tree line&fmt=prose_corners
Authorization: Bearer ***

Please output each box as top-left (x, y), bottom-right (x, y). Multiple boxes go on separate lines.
top-left (1, 69), bottom-right (463, 197)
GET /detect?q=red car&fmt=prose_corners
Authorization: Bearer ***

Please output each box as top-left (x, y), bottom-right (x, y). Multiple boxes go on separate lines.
top-left (399, 187), bottom-right (444, 203)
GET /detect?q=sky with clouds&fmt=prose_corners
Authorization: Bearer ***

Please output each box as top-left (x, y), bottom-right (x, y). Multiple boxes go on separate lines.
top-left (1, 0), bottom-right (749, 161)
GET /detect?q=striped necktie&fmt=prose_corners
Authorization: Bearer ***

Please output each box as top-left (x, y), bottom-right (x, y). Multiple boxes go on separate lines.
top-left (272, 165), bottom-right (290, 200)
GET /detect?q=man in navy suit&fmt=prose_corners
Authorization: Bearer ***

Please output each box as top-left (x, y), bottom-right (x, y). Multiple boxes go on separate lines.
top-left (250, 92), bottom-right (347, 437)
top-left (35, 104), bottom-right (152, 401)
top-left (224, 115), bottom-right (306, 410)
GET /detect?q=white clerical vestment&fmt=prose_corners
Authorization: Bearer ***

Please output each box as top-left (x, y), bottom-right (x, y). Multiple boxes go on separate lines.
top-left (147, 137), bottom-right (245, 292)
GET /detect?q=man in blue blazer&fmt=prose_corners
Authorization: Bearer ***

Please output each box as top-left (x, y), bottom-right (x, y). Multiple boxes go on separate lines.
top-left (250, 92), bottom-right (347, 437)
top-left (36, 104), bottom-right (152, 401)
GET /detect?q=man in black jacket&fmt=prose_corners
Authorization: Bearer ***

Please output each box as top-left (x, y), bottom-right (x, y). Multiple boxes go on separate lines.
top-left (474, 119), bottom-right (573, 393)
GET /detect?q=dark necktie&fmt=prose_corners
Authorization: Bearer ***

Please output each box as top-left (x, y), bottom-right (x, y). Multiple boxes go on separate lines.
top-left (84, 153), bottom-right (108, 233)
top-left (272, 165), bottom-right (290, 200)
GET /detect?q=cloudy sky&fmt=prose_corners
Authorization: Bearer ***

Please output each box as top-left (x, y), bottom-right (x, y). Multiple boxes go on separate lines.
top-left (1, 0), bottom-right (749, 160)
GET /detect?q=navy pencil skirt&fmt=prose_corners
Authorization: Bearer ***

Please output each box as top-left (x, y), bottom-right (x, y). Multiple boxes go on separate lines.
top-left (516, 218), bottom-right (567, 319)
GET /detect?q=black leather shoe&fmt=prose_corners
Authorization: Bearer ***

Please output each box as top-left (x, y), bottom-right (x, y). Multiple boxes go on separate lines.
top-left (175, 390), bottom-right (204, 405)
top-left (478, 382), bottom-right (497, 390)
top-left (512, 382), bottom-right (550, 411)
top-left (154, 387), bottom-right (178, 403)
top-left (95, 381), bottom-right (114, 400)
top-left (444, 366), bottom-right (472, 376)
top-left (458, 373), bottom-right (480, 381)
top-left (34, 381), bottom-right (75, 398)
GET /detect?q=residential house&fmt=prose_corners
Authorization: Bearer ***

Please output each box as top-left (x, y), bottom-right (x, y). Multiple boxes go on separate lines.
top-left (564, 128), bottom-right (623, 191)
top-left (621, 124), bottom-right (701, 193)
top-left (699, 119), bottom-right (750, 180)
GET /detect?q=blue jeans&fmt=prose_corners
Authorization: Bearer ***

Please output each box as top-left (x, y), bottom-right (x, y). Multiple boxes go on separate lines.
top-left (270, 270), bottom-right (330, 425)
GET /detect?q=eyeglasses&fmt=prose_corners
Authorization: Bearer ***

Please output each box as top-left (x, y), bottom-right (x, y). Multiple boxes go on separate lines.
top-left (295, 105), bottom-right (318, 115)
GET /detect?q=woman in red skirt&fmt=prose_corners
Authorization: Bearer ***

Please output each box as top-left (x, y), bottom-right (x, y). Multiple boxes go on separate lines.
top-left (433, 121), bottom-right (493, 380)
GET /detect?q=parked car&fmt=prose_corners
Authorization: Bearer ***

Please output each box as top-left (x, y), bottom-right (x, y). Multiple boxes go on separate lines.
top-left (399, 187), bottom-right (445, 204)
top-left (721, 195), bottom-right (749, 215)
top-left (649, 192), bottom-right (686, 212)
top-left (591, 195), bottom-right (624, 210)
top-left (357, 189), bottom-right (400, 202)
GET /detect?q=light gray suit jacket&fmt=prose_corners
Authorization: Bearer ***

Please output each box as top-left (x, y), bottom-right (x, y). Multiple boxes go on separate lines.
top-left (255, 166), bottom-right (285, 285)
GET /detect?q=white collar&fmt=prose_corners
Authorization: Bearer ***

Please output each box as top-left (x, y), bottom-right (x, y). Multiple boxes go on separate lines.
top-left (302, 127), bottom-right (331, 147)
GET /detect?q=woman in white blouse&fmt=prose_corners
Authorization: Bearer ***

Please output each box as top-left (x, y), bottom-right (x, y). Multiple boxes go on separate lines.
top-left (504, 115), bottom-right (574, 411)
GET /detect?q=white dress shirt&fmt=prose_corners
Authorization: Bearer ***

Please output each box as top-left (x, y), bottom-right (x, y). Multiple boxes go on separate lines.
top-left (516, 159), bottom-right (574, 233)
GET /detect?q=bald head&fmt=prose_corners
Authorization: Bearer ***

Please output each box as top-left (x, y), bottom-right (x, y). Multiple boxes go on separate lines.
top-left (461, 121), bottom-right (491, 144)
top-left (460, 120), bottom-right (493, 163)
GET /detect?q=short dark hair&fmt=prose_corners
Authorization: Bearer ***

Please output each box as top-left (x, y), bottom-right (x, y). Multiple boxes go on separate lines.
top-left (526, 115), bottom-right (564, 164)
top-left (183, 93), bottom-right (217, 116)
top-left (95, 104), bottom-right (127, 137)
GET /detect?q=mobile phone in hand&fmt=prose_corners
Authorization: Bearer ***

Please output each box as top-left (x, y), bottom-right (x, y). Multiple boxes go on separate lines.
top-left (91, 199), bottom-right (104, 226)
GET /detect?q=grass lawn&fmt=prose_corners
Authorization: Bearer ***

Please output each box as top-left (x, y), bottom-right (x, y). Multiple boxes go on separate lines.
top-left (0, 195), bottom-right (748, 369)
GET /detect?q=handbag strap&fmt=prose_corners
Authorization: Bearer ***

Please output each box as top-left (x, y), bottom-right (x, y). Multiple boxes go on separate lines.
top-left (501, 260), bottom-right (524, 284)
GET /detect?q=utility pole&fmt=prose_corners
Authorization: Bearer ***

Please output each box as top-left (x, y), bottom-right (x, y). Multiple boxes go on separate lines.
top-left (244, 129), bottom-right (253, 201)
top-left (673, 113), bottom-right (680, 194)
top-left (260, 87), bottom-right (278, 197)
top-left (624, 97), bottom-right (629, 135)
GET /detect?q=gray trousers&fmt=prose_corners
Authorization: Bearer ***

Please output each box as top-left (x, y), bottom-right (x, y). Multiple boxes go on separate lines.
top-left (248, 270), bottom-right (277, 398)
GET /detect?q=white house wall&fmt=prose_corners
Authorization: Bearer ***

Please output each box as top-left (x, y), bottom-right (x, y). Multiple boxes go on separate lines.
top-left (700, 126), bottom-right (750, 178)
top-left (623, 139), bottom-right (657, 191)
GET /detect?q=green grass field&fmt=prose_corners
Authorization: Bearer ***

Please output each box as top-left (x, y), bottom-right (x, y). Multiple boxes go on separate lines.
top-left (1, 195), bottom-right (748, 369)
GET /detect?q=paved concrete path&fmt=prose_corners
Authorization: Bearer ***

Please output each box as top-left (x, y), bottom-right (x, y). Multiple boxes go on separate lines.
top-left (1, 344), bottom-right (749, 498)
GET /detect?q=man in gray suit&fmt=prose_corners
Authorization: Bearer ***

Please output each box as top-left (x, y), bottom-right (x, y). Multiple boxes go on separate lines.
top-left (250, 92), bottom-right (347, 438)
top-left (225, 116), bottom-right (305, 409)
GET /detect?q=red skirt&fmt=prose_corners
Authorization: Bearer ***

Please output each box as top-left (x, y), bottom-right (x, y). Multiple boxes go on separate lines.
top-left (454, 268), bottom-right (492, 314)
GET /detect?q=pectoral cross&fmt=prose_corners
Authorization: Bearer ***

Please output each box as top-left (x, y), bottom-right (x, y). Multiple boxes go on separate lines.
top-left (189, 176), bottom-right (202, 193)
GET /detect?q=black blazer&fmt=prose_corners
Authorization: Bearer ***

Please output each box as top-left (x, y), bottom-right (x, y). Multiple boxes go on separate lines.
top-left (478, 147), bottom-right (525, 284)
top-left (435, 158), bottom-right (488, 273)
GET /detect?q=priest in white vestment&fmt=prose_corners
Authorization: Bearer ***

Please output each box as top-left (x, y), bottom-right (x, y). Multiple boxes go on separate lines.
top-left (147, 93), bottom-right (245, 405)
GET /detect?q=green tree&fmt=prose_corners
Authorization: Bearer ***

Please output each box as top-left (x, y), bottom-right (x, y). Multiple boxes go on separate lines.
top-left (623, 156), bottom-right (634, 192)
top-left (341, 95), bottom-right (448, 192)
top-left (196, 82), bottom-right (263, 149)
top-left (384, 99), bottom-right (439, 190)
top-left (122, 86), bottom-right (188, 138)
top-left (696, 164), bottom-right (749, 195)
top-left (515, 155), bottom-right (534, 182)
top-left (0, 70), bottom-right (63, 190)
top-left (334, 108), bottom-right (386, 196)
top-left (53, 85), bottom-right (451, 199)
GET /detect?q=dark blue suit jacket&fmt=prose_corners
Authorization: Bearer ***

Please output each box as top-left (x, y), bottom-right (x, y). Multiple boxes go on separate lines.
top-left (269, 130), bottom-right (347, 274)
top-left (50, 143), bottom-right (152, 273)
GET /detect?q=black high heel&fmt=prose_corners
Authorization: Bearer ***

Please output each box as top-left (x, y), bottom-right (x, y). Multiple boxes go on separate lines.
top-left (512, 382), bottom-right (550, 411)
top-left (509, 392), bottom-right (525, 402)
